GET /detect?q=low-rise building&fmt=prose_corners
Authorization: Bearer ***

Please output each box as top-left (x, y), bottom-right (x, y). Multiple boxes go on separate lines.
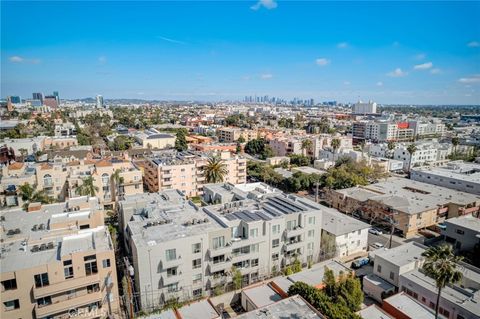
top-left (411, 161), bottom-right (480, 195)
top-left (441, 215), bottom-right (480, 251)
top-left (382, 292), bottom-right (436, 319)
top-left (217, 127), bottom-right (258, 143)
top-left (0, 197), bottom-right (120, 319)
top-left (327, 177), bottom-right (480, 238)
top-left (134, 128), bottom-right (176, 149)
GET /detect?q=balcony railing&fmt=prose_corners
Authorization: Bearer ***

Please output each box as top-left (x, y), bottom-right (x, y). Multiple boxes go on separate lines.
top-left (33, 274), bottom-right (100, 299)
top-left (35, 291), bottom-right (102, 318)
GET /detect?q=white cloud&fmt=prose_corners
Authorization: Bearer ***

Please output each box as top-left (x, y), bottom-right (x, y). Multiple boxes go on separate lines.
top-left (458, 75), bottom-right (480, 84)
top-left (430, 68), bottom-right (441, 75)
top-left (251, 0), bottom-right (277, 10)
top-left (376, 81), bottom-right (383, 86)
top-left (337, 42), bottom-right (348, 49)
top-left (157, 36), bottom-right (187, 45)
top-left (9, 55), bottom-right (40, 64)
top-left (387, 68), bottom-right (408, 77)
top-left (98, 56), bottom-right (107, 64)
top-left (260, 73), bottom-right (273, 80)
top-left (315, 58), bottom-right (330, 66)
top-left (467, 41), bottom-right (480, 48)
top-left (413, 62), bottom-right (433, 70)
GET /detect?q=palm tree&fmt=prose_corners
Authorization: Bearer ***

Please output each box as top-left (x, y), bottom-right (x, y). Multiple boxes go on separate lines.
top-left (111, 169), bottom-right (125, 199)
top-left (18, 183), bottom-right (53, 209)
top-left (204, 156), bottom-right (228, 183)
top-left (75, 176), bottom-right (99, 197)
top-left (301, 139), bottom-right (313, 157)
top-left (406, 144), bottom-right (417, 171)
top-left (331, 138), bottom-right (341, 154)
top-left (451, 136), bottom-right (459, 156)
top-left (422, 245), bottom-right (463, 319)
top-left (387, 140), bottom-right (396, 159)
top-left (18, 148), bottom-right (28, 161)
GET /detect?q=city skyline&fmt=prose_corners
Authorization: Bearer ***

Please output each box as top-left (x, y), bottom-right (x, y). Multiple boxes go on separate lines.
top-left (1, 1), bottom-right (480, 104)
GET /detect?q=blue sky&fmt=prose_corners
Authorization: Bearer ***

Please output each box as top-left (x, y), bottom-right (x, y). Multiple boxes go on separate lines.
top-left (1, 1), bottom-right (480, 104)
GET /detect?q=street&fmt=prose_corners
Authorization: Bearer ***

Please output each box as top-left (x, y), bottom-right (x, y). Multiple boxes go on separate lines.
top-left (367, 232), bottom-right (402, 249)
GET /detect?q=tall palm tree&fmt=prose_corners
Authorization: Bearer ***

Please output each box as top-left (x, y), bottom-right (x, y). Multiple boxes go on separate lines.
top-left (451, 136), bottom-right (459, 156)
top-left (111, 169), bottom-right (125, 197)
top-left (387, 140), bottom-right (396, 159)
top-left (422, 245), bottom-right (463, 319)
top-left (204, 156), bottom-right (228, 183)
top-left (75, 176), bottom-right (99, 197)
top-left (18, 183), bottom-right (53, 209)
top-left (406, 144), bottom-right (417, 171)
top-left (331, 138), bottom-right (341, 154)
top-left (301, 139), bottom-right (313, 157)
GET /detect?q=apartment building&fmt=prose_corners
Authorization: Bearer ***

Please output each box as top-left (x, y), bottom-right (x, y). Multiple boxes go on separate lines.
top-left (352, 121), bottom-right (414, 142)
top-left (0, 197), bottom-right (120, 319)
top-left (352, 100), bottom-right (377, 114)
top-left (143, 151), bottom-right (246, 197)
top-left (217, 127), bottom-right (258, 143)
top-left (441, 215), bottom-right (480, 251)
top-left (393, 141), bottom-right (452, 170)
top-left (0, 162), bottom-right (37, 207)
top-left (119, 189), bottom-right (326, 311)
top-left (268, 134), bottom-right (352, 159)
top-left (54, 122), bottom-right (77, 136)
top-left (408, 119), bottom-right (445, 138)
top-left (134, 128), bottom-right (176, 149)
top-left (327, 177), bottom-right (480, 238)
top-left (411, 161), bottom-right (480, 195)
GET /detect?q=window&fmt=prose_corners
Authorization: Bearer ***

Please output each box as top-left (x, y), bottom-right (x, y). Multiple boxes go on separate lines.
top-left (272, 224), bottom-right (280, 235)
top-left (165, 249), bottom-right (176, 261)
top-left (233, 260), bottom-right (249, 269)
top-left (166, 283), bottom-right (178, 292)
top-left (37, 296), bottom-right (52, 307)
top-left (429, 302), bottom-right (435, 309)
top-left (272, 253), bottom-right (279, 261)
top-left (84, 255), bottom-right (98, 276)
top-left (251, 259), bottom-right (259, 267)
top-left (377, 265), bottom-right (382, 273)
top-left (192, 273), bottom-right (202, 285)
top-left (3, 299), bottom-right (20, 311)
top-left (167, 267), bottom-right (177, 277)
top-left (308, 230), bottom-right (314, 238)
top-left (192, 258), bottom-right (201, 269)
top-left (43, 174), bottom-right (53, 186)
top-left (308, 217), bottom-right (315, 224)
top-left (34, 273), bottom-right (49, 288)
top-left (272, 239), bottom-right (280, 248)
top-left (64, 260), bottom-right (74, 279)
top-left (213, 255), bottom-right (225, 264)
top-left (389, 272), bottom-right (394, 280)
top-left (251, 244), bottom-right (259, 253)
top-left (287, 220), bottom-right (297, 231)
top-left (249, 228), bottom-right (258, 238)
top-left (102, 259), bottom-right (111, 268)
top-left (102, 173), bottom-right (109, 186)
top-left (439, 308), bottom-right (450, 317)
top-left (1, 279), bottom-right (17, 291)
top-left (192, 243), bottom-right (201, 254)
top-left (212, 236), bottom-right (225, 249)
top-left (87, 283), bottom-right (100, 293)
top-left (307, 242), bottom-right (314, 250)
top-left (456, 229), bottom-right (465, 235)
top-left (193, 288), bottom-right (202, 297)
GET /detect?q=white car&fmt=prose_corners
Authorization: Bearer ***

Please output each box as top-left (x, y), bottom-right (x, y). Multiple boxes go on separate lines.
top-left (369, 228), bottom-right (383, 235)
top-left (372, 242), bottom-right (384, 249)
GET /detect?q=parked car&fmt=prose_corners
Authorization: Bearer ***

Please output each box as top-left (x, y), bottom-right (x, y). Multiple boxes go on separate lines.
top-left (369, 228), bottom-right (383, 235)
top-left (371, 242), bottom-right (384, 249)
top-left (351, 257), bottom-right (370, 269)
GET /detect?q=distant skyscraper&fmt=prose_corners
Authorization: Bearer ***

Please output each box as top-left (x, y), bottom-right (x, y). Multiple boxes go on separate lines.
top-left (96, 95), bottom-right (104, 108)
top-left (353, 100), bottom-right (377, 114)
top-left (32, 92), bottom-right (44, 103)
top-left (53, 91), bottom-right (60, 104)
top-left (9, 96), bottom-right (21, 104)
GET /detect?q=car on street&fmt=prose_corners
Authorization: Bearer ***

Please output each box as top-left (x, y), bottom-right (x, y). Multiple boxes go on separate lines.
top-left (371, 242), bottom-right (384, 249)
top-left (369, 228), bottom-right (383, 235)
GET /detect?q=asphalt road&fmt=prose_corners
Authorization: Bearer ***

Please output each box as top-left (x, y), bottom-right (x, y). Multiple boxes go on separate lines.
top-left (367, 232), bottom-right (402, 249)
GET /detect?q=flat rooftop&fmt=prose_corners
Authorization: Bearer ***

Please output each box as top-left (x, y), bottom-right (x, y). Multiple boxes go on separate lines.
top-left (412, 161), bottom-right (480, 184)
top-left (288, 260), bottom-right (350, 287)
top-left (337, 177), bottom-right (480, 215)
top-left (321, 207), bottom-right (370, 235)
top-left (177, 299), bottom-right (219, 319)
top-left (444, 215), bottom-right (480, 232)
top-left (383, 292), bottom-right (435, 319)
top-left (124, 191), bottom-right (224, 246)
top-left (292, 166), bottom-right (327, 175)
top-left (235, 295), bottom-right (324, 319)
top-left (357, 305), bottom-right (394, 319)
top-left (242, 284), bottom-right (282, 309)
top-left (374, 242), bottom-right (425, 267)
top-left (401, 269), bottom-right (480, 316)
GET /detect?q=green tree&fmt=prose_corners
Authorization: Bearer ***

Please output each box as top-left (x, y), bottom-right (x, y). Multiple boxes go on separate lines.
top-left (75, 176), bottom-right (99, 197)
top-left (387, 140), bottom-right (396, 158)
top-left (175, 129), bottom-right (188, 151)
top-left (451, 136), bottom-right (459, 155)
top-left (111, 169), bottom-right (125, 199)
top-left (292, 258), bottom-right (302, 273)
top-left (301, 139), bottom-right (313, 157)
top-left (331, 138), bottom-right (341, 154)
top-left (289, 154), bottom-right (310, 166)
top-left (231, 267), bottom-right (243, 290)
top-left (112, 135), bottom-right (133, 151)
top-left (237, 135), bottom-right (246, 143)
top-left (18, 183), bottom-right (54, 209)
top-left (204, 156), bottom-right (228, 183)
top-left (406, 144), bottom-right (417, 171)
top-left (323, 267), bottom-right (337, 297)
top-left (422, 245), bottom-right (463, 319)
top-left (236, 142), bottom-right (242, 154)
top-left (284, 266), bottom-right (293, 275)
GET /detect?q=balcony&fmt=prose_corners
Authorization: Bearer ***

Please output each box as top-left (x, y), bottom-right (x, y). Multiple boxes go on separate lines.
top-left (285, 226), bottom-right (304, 237)
top-left (35, 290), bottom-right (102, 318)
top-left (161, 274), bottom-right (181, 287)
top-left (208, 245), bottom-right (231, 258)
top-left (162, 173), bottom-right (173, 179)
top-left (162, 179), bottom-right (173, 186)
top-left (33, 274), bottom-right (100, 299)
top-left (160, 257), bottom-right (183, 270)
top-left (209, 260), bottom-right (232, 273)
top-left (284, 240), bottom-right (304, 252)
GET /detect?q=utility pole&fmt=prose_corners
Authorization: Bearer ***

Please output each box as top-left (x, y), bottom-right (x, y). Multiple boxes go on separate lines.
top-left (315, 182), bottom-right (320, 203)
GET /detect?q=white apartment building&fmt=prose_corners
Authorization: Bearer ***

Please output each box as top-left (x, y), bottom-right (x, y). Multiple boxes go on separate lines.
top-left (411, 161), bottom-right (480, 195)
top-left (353, 121), bottom-right (414, 142)
top-left (119, 186), bottom-right (364, 311)
top-left (353, 100), bottom-right (377, 114)
top-left (393, 141), bottom-right (452, 170)
top-left (408, 119), bottom-right (445, 138)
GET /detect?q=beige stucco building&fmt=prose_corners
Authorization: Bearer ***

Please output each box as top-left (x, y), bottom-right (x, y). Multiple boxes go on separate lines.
top-left (217, 127), bottom-right (258, 143)
top-left (0, 197), bottom-right (120, 319)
